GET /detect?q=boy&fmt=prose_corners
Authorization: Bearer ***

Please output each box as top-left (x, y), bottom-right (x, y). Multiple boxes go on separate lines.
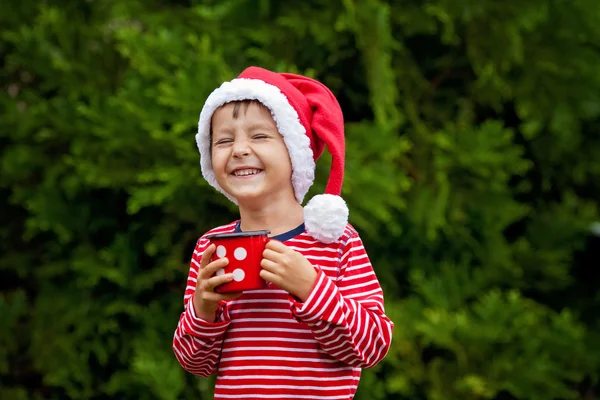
top-left (173, 66), bottom-right (394, 399)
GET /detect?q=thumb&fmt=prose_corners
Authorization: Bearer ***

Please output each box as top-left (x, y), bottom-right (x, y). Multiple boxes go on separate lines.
top-left (200, 244), bottom-right (216, 268)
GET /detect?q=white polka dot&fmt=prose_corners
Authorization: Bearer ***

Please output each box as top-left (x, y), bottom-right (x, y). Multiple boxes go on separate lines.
top-left (232, 268), bottom-right (245, 282)
top-left (216, 245), bottom-right (226, 258)
top-left (234, 247), bottom-right (247, 261)
top-left (215, 269), bottom-right (225, 276)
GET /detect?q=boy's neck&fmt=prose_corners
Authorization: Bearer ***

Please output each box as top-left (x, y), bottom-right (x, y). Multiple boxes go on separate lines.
top-left (237, 199), bottom-right (304, 237)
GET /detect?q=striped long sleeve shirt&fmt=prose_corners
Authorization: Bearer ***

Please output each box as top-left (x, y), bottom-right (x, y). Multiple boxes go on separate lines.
top-left (173, 221), bottom-right (394, 399)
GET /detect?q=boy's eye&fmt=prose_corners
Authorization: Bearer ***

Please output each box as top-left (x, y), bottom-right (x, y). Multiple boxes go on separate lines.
top-left (214, 138), bottom-right (233, 146)
top-left (253, 134), bottom-right (268, 140)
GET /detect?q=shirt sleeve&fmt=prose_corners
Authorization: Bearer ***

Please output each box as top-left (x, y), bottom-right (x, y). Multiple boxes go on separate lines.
top-left (172, 237), bottom-right (231, 376)
top-left (289, 232), bottom-right (394, 368)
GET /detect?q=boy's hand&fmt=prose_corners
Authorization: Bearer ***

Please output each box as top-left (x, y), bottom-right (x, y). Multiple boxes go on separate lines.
top-left (192, 244), bottom-right (242, 322)
top-left (260, 240), bottom-right (318, 302)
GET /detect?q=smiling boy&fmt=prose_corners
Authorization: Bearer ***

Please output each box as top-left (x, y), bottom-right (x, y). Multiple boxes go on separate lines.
top-left (173, 67), bottom-right (394, 399)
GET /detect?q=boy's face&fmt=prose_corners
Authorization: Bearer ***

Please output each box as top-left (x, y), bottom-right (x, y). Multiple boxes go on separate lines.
top-left (210, 102), bottom-right (295, 206)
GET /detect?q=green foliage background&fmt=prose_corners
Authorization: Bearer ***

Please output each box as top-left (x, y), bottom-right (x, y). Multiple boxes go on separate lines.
top-left (1, 0), bottom-right (599, 399)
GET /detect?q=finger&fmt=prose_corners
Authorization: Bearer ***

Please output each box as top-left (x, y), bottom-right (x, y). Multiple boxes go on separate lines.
top-left (259, 269), bottom-right (279, 285)
top-left (200, 244), bottom-right (216, 268)
top-left (200, 257), bottom-right (229, 279)
top-left (262, 248), bottom-right (281, 261)
top-left (206, 273), bottom-right (234, 291)
top-left (260, 258), bottom-right (280, 273)
top-left (265, 239), bottom-right (287, 252)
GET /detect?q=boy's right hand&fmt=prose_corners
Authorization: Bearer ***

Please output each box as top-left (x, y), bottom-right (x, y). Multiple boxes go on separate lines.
top-left (192, 244), bottom-right (242, 322)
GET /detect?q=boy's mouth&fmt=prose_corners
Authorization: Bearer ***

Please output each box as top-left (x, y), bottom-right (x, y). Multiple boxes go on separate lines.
top-left (231, 168), bottom-right (263, 177)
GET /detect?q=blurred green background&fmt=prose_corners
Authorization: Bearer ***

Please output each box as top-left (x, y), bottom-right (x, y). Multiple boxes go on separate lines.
top-left (1, 0), bottom-right (599, 399)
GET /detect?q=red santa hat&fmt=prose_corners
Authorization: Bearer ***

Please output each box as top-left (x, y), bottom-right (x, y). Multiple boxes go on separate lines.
top-left (196, 66), bottom-right (348, 243)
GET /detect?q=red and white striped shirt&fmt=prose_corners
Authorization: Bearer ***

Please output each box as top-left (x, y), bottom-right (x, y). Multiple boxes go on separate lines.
top-left (173, 221), bottom-right (393, 399)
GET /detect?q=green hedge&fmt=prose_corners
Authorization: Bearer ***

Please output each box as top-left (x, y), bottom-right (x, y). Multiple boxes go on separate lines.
top-left (1, 1), bottom-right (599, 399)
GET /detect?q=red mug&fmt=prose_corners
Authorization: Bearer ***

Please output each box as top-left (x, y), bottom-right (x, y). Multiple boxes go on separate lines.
top-left (206, 230), bottom-right (270, 293)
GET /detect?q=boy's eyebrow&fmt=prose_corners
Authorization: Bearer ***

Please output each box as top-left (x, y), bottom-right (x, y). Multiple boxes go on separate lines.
top-left (211, 128), bottom-right (233, 137)
top-left (246, 122), bottom-right (278, 132)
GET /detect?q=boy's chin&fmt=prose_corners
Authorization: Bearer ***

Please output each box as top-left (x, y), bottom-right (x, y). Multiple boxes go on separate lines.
top-left (230, 189), bottom-right (266, 204)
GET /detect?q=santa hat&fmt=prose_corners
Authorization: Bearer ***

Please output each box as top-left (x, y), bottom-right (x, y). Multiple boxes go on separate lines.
top-left (196, 66), bottom-right (348, 243)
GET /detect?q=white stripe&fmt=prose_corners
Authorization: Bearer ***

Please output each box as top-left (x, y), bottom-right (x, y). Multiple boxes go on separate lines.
top-left (346, 236), bottom-right (362, 246)
top-left (225, 337), bottom-right (317, 344)
top-left (323, 337), bottom-right (349, 353)
top-left (369, 317), bottom-right (388, 366)
top-left (218, 375), bottom-right (360, 381)
top-left (286, 244), bottom-right (338, 252)
top-left (345, 298), bottom-right (358, 328)
top-left (302, 255), bottom-right (340, 262)
top-left (228, 327), bottom-right (309, 334)
top-left (319, 326), bottom-right (349, 350)
top-left (337, 351), bottom-right (357, 365)
top-left (340, 292), bottom-right (384, 303)
top-left (190, 335), bottom-right (209, 348)
top-left (298, 273), bottom-right (327, 317)
top-left (221, 346), bottom-right (325, 354)
top-left (345, 288), bottom-right (381, 299)
top-left (231, 318), bottom-right (299, 324)
top-left (228, 299), bottom-right (289, 305)
top-left (218, 365), bottom-right (357, 373)
top-left (347, 253), bottom-right (367, 263)
top-left (315, 265), bottom-right (339, 272)
top-left (344, 262), bottom-right (372, 273)
top-left (316, 294), bottom-right (341, 326)
top-left (229, 308), bottom-right (290, 315)
top-left (314, 322), bottom-right (347, 341)
top-left (340, 279), bottom-right (379, 292)
top-left (362, 323), bottom-right (378, 366)
top-left (289, 242), bottom-right (339, 251)
top-left (214, 394), bottom-right (350, 399)
top-left (243, 289), bottom-right (287, 295)
top-left (215, 384), bottom-right (357, 391)
top-left (351, 309), bottom-right (364, 350)
top-left (341, 271), bottom-right (375, 281)
top-left (220, 356), bottom-right (339, 363)
top-left (286, 238), bottom-right (320, 245)
top-left (176, 340), bottom-right (220, 367)
top-left (172, 347), bottom-right (188, 366)
top-left (181, 345), bottom-right (219, 364)
top-left (308, 280), bottom-right (336, 321)
top-left (186, 313), bottom-right (227, 330)
top-left (176, 335), bottom-right (207, 359)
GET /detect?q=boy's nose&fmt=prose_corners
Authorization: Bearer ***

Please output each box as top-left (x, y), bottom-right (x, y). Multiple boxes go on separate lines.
top-left (232, 140), bottom-right (251, 158)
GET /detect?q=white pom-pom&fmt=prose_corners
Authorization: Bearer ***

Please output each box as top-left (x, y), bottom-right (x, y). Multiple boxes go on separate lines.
top-left (304, 194), bottom-right (349, 243)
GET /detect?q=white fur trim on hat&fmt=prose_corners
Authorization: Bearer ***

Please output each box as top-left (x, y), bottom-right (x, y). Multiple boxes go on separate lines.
top-left (304, 194), bottom-right (349, 243)
top-left (196, 78), bottom-right (315, 204)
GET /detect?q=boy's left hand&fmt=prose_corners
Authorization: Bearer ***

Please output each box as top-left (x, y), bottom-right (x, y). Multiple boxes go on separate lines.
top-left (260, 240), bottom-right (317, 302)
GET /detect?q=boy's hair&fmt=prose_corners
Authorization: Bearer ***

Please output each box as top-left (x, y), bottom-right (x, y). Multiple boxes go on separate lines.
top-left (209, 100), bottom-right (270, 151)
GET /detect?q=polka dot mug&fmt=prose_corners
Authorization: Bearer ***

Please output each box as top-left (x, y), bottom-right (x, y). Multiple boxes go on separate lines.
top-left (206, 230), bottom-right (270, 293)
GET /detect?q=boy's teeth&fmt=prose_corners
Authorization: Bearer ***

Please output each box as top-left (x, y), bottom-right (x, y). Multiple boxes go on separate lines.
top-left (234, 169), bottom-right (260, 176)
